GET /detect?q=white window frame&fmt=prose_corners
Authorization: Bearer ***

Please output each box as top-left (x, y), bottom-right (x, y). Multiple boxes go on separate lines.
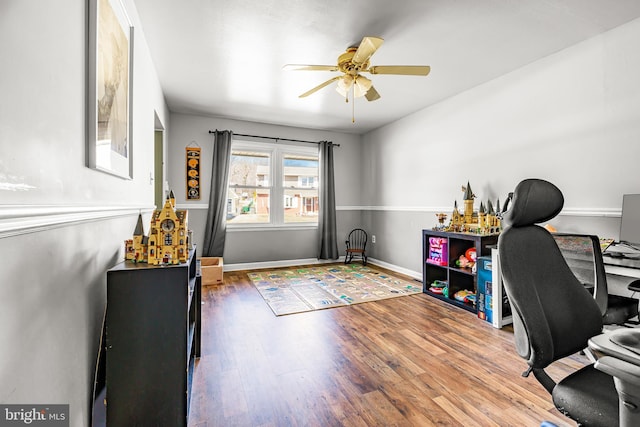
top-left (227, 140), bottom-right (319, 230)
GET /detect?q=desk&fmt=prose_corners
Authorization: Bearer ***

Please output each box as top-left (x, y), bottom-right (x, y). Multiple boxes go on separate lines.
top-left (590, 329), bottom-right (640, 366)
top-left (603, 255), bottom-right (640, 302)
top-left (589, 329), bottom-right (640, 427)
top-left (604, 254), bottom-right (640, 279)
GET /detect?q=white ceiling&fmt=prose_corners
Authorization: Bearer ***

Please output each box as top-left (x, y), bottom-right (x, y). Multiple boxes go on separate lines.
top-left (133, 0), bottom-right (640, 134)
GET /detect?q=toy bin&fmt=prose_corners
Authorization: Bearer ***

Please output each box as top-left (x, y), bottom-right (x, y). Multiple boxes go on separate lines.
top-left (199, 257), bottom-right (224, 285)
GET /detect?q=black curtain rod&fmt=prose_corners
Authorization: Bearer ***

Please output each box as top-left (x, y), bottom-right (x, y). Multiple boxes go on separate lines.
top-left (208, 130), bottom-right (340, 147)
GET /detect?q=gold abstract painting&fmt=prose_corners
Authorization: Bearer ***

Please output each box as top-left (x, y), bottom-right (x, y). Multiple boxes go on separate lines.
top-left (88, 0), bottom-right (132, 178)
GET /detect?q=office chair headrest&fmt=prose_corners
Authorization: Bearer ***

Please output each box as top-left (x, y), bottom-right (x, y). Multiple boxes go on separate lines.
top-left (502, 179), bottom-right (564, 227)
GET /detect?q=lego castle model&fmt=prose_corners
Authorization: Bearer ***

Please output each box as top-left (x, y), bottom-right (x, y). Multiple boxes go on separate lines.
top-left (436, 182), bottom-right (501, 235)
top-left (124, 190), bottom-right (189, 265)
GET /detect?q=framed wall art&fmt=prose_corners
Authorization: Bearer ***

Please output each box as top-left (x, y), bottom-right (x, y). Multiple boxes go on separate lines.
top-left (186, 145), bottom-right (201, 200)
top-left (87, 0), bottom-right (134, 179)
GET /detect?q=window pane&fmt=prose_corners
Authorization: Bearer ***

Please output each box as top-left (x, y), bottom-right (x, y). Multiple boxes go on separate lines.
top-left (284, 188), bottom-right (318, 223)
top-left (229, 151), bottom-right (270, 187)
top-left (283, 154), bottom-right (318, 188)
top-left (227, 188), bottom-right (270, 224)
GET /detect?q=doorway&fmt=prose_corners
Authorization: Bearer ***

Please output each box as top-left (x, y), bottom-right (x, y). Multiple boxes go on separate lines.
top-left (154, 112), bottom-right (165, 208)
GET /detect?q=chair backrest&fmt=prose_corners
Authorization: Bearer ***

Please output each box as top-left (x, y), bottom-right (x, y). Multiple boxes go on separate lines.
top-left (347, 229), bottom-right (367, 250)
top-left (498, 179), bottom-right (603, 369)
top-left (552, 233), bottom-right (608, 316)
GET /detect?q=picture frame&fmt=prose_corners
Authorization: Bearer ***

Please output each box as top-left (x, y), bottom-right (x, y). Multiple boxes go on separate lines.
top-left (87, 0), bottom-right (134, 179)
top-left (186, 146), bottom-right (201, 200)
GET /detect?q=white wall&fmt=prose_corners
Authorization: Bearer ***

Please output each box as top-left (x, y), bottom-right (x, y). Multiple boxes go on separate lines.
top-left (362, 17), bottom-right (640, 275)
top-left (0, 1), bottom-right (167, 425)
top-left (167, 113), bottom-right (362, 264)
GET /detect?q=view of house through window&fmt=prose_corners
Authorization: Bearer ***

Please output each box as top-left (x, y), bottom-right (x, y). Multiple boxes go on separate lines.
top-left (227, 150), bottom-right (270, 224)
top-left (226, 142), bottom-right (319, 226)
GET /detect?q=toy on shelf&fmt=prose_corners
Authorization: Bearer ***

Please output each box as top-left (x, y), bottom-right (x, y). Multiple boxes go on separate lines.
top-left (429, 280), bottom-right (448, 297)
top-left (465, 247), bottom-right (477, 262)
top-left (455, 247), bottom-right (477, 271)
top-left (124, 190), bottom-right (190, 265)
top-left (453, 289), bottom-right (476, 306)
top-left (435, 181), bottom-right (503, 235)
top-left (455, 255), bottom-right (473, 269)
top-left (426, 237), bottom-right (448, 266)
top-left (434, 212), bottom-right (448, 231)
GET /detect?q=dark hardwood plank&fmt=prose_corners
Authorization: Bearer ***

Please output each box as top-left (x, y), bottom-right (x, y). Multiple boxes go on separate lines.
top-left (189, 264), bottom-right (581, 426)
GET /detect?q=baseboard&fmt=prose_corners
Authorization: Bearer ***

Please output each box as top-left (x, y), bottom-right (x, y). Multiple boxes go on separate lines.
top-left (224, 256), bottom-right (423, 282)
top-left (224, 257), bottom-right (346, 272)
top-left (367, 258), bottom-right (422, 281)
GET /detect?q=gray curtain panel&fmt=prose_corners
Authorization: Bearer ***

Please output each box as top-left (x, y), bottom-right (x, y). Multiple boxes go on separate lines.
top-left (317, 140), bottom-right (339, 259)
top-left (202, 130), bottom-right (232, 257)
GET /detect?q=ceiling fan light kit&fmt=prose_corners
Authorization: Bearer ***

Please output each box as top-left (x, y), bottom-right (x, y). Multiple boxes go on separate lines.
top-left (283, 36), bottom-right (430, 122)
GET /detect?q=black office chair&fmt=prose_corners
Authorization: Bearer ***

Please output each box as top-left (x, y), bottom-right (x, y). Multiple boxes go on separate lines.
top-left (345, 228), bottom-right (367, 265)
top-left (498, 178), bottom-right (620, 426)
top-left (553, 233), bottom-right (639, 326)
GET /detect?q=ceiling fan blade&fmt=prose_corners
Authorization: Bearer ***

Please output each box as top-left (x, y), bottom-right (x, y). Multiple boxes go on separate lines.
top-left (352, 36), bottom-right (384, 66)
top-left (299, 76), bottom-right (342, 98)
top-left (367, 65), bottom-right (431, 76)
top-left (365, 86), bottom-right (381, 102)
top-left (283, 64), bottom-right (339, 72)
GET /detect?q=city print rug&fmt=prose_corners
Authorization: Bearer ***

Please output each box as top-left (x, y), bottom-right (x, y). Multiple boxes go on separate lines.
top-left (247, 263), bottom-right (422, 316)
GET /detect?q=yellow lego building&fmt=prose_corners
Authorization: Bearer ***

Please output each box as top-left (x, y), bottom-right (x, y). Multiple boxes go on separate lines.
top-left (125, 190), bottom-right (189, 264)
top-left (444, 182), bottom-right (501, 235)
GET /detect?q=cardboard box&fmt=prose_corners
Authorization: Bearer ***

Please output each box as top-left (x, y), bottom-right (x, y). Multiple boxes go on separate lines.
top-left (477, 256), bottom-right (492, 322)
top-left (199, 257), bottom-right (223, 285)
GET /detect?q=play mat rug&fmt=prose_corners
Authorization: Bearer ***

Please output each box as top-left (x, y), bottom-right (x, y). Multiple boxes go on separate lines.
top-left (247, 264), bottom-right (422, 316)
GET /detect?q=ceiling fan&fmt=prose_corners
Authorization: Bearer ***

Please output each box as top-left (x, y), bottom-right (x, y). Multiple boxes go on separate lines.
top-left (283, 36), bottom-right (431, 104)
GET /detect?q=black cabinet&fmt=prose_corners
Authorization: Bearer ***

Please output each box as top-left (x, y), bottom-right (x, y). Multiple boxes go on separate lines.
top-left (422, 230), bottom-right (498, 313)
top-left (105, 246), bottom-right (201, 426)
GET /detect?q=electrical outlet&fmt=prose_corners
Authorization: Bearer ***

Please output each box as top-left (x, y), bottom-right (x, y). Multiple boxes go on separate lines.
top-left (372, 235), bottom-right (376, 244)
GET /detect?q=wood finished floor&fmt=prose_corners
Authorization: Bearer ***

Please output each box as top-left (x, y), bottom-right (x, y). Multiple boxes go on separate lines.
top-left (188, 264), bottom-right (586, 427)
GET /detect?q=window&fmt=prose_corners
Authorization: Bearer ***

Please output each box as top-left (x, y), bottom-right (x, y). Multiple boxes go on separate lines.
top-left (227, 150), bottom-right (271, 224)
top-left (284, 194), bottom-right (297, 208)
top-left (226, 141), bottom-right (318, 227)
top-left (298, 176), bottom-right (317, 188)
